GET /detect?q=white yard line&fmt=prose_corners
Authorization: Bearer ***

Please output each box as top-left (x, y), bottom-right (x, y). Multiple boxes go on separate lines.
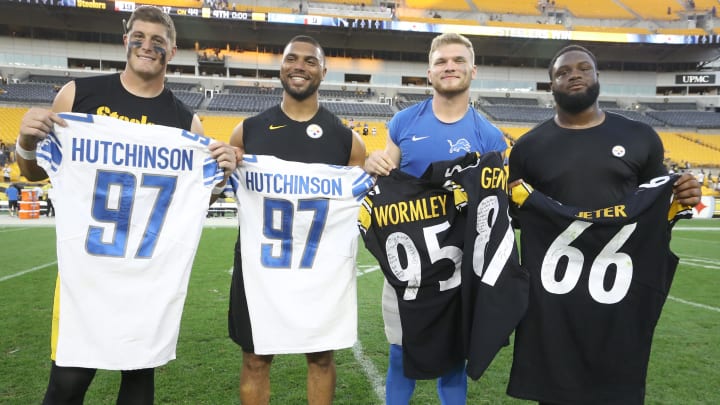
top-left (680, 258), bottom-right (720, 270)
top-left (352, 340), bottom-right (386, 404)
top-left (0, 261), bottom-right (57, 282)
top-left (667, 295), bottom-right (720, 313)
top-left (0, 227), bottom-right (32, 233)
top-left (357, 264), bottom-right (380, 276)
top-left (355, 264), bottom-right (385, 404)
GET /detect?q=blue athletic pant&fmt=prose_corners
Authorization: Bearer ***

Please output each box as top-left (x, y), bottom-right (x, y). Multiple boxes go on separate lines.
top-left (385, 344), bottom-right (467, 405)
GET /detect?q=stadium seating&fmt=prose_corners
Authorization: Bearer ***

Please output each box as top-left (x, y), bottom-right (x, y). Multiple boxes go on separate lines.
top-left (206, 94), bottom-right (280, 113)
top-left (605, 109), bottom-right (666, 127)
top-left (404, 0), bottom-right (471, 12)
top-left (0, 83), bottom-right (57, 104)
top-left (555, 0), bottom-right (635, 19)
top-left (573, 25), bottom-right (652, 34)
top-left (599, 100), bottom-right (619, 109)
top-left (28, 74), bottom-right (74, 85)
top-left (198, 115), bottom-right (243, 142)
top-left (398, 93), bottom-right (430, 102)
top-left (471, 0), bottom-right (542, 16)
top-left (165, 82), bottom-right (198, 92)
top-left (658, 131), bottom-right (720, 166)
top-left (483, 96), bottom-right (539, 106)
top-left (655, 28), bottom-right (708, 35)
top-left (479, 105), bottom-right (554, 123)
top-left (692, 132), bottom-right (720, 150)
top-left (320, 89), bottom-right (372, 99)
top-left (485, 20), bottom-right (565, 30)
top-left (642, 101), bottom-right (698, 110)
top-left (0, 107), bottom-right (27, 145)
top-left (321, 101), bottom-right (395, 117)
top-left (226, 85), bottom-right (282, 96)
top-left (619, 0), bottom-right (683, 21)
top-left (174, 91), bottom-right (205, 110)
top-left (647, 110), bottom-right (720, 129)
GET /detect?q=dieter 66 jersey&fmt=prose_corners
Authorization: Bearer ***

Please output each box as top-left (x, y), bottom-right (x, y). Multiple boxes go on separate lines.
top-left (36, 113), bottom-right (224, 370)
top-left (507, 175), bottom-right (693, 404)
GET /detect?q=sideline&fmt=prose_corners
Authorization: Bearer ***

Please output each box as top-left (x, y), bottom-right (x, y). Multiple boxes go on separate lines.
top-left (0, 261), bottom-right (57, 283)
top-left (667, 295), bottom-right (720, 313)
top-left (355, 264), bottom-right (385, 404)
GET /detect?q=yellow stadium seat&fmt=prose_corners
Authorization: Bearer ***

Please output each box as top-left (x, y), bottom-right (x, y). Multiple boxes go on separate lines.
top-left (0, 107), bottom-right (28, 146)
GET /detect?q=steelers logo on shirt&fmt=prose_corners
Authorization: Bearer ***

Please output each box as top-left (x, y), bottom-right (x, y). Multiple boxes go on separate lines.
top-left (611, 145), bottom-right (626, 157)
top-left (306, 124), bottom-right (323, 139)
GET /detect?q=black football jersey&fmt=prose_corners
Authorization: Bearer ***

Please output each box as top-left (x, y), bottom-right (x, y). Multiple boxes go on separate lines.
top-left (507, 174), bottom-right (693, 404)
top-left (423, 152), bottom-right (528, 380)
top-left (358, 169), bottom-right (467, 379)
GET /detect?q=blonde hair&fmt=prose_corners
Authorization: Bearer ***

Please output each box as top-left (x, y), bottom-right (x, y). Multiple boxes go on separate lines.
top-left (428, 33), bottom-right (475, 65)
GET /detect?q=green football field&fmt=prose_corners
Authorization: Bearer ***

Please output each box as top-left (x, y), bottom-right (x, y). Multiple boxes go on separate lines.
top-left (1, 219), bottom-right (718, 404)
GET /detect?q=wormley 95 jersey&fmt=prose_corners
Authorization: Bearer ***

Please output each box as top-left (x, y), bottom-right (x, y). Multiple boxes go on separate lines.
top-left (359, 152), bottom-right (528, 380)
top-left (507, 174), bottom-right (693, 404)
top-left (36, 113), bottom-right (224, 370)
top-left (358, 169), bottom-right (468, 379)
top-left (232, 155), bottom-right (374, 354)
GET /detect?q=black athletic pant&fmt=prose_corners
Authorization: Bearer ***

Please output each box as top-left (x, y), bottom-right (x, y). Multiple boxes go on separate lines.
top-left (42, 361), bottom-right (154, 405)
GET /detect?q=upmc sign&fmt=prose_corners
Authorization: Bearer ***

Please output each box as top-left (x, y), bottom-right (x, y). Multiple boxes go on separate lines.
top-left (675, 74), bottom-right (716, 84)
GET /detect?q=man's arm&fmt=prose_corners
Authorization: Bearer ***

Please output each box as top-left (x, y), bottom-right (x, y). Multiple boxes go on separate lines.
top-left (363, 136), bottom-right (400, 176)
top-left (348, 129), bottom-right (367, 167)
top-left (17, 81), bottom-right (74, 181)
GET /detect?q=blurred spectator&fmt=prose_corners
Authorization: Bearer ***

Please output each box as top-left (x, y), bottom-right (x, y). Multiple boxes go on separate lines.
top-left (6, 183), bottom-right (19, 216)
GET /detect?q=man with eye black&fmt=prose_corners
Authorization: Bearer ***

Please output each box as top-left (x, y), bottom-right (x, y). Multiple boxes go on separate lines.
top-left (16, 6), bottom-right (237, 405)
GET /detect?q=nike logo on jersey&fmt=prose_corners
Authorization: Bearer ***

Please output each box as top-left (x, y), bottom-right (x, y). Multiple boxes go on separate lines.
top-left (411, 135), bottom-right (429, 141)
top-left (269, 124), bottom-right (286, 130)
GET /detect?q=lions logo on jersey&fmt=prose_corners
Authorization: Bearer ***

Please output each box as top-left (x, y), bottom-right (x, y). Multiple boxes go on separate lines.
top-left (447, 138), bottom-right (471, 153)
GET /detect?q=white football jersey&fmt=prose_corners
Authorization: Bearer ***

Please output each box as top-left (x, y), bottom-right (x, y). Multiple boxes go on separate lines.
top-left (37, 113), bottom-right (224, 370)
top-left (233, 154), bottom-right (373, 354)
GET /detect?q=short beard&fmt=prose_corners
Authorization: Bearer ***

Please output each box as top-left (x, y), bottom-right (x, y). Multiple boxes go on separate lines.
top-left (281, 78), bottom-right (319, 102)
top-left (552, 82), bottom-right (600, 114)
top-left (432, 81), bottom-right (469, 99)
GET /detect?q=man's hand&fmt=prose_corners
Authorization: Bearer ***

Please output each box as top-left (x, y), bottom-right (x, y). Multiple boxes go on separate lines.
top-left (19, 108), bottom-right (67, 149)
top-left (209, 141), bottom-right (240, 178)
top-left (364, 150), bottom-right (396, 176)
top-left (673, 173), bottom-right (702, 207)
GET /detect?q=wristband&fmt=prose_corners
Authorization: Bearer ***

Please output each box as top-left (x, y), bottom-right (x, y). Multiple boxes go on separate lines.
top-left (212, 185), bottom-right (225, 195)
top-left (15, 139), bottom-right (37, 160)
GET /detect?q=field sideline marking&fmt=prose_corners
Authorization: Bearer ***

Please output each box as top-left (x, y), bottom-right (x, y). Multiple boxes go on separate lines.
top-left (352, 341), bottom-right (385, 404)
top-left (668, 296), bottom-right (720, 313)
top-left (0, 227), bottom-right (32, 233)
top-left (680, 257), bottom-right (720, 270)
top-left (356, 264), bottom-right (385, 404)
top-left (0, 261), bottom-right (57, 283)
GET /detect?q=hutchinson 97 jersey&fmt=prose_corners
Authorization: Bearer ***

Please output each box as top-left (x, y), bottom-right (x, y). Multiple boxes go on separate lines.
top-left (358, 169), bottom-right (468, 379)
top-left (36, 113), bottom-right (224, 370)
top-left (423, 152), bottom-right (528, 380)
top-left (231, 155), bottom-right (373, 355)
top-left (507, 175), bottom-right (693, 404)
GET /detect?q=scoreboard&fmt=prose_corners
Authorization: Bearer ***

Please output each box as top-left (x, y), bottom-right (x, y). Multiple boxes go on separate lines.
top-left (2, 0), bottom-right (716, 45)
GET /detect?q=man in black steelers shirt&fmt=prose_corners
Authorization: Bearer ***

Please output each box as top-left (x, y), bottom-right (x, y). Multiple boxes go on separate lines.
top-left (16, 6), bottom-right (237, 405)
top-left (507, 45), bottom-right (701, 404)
